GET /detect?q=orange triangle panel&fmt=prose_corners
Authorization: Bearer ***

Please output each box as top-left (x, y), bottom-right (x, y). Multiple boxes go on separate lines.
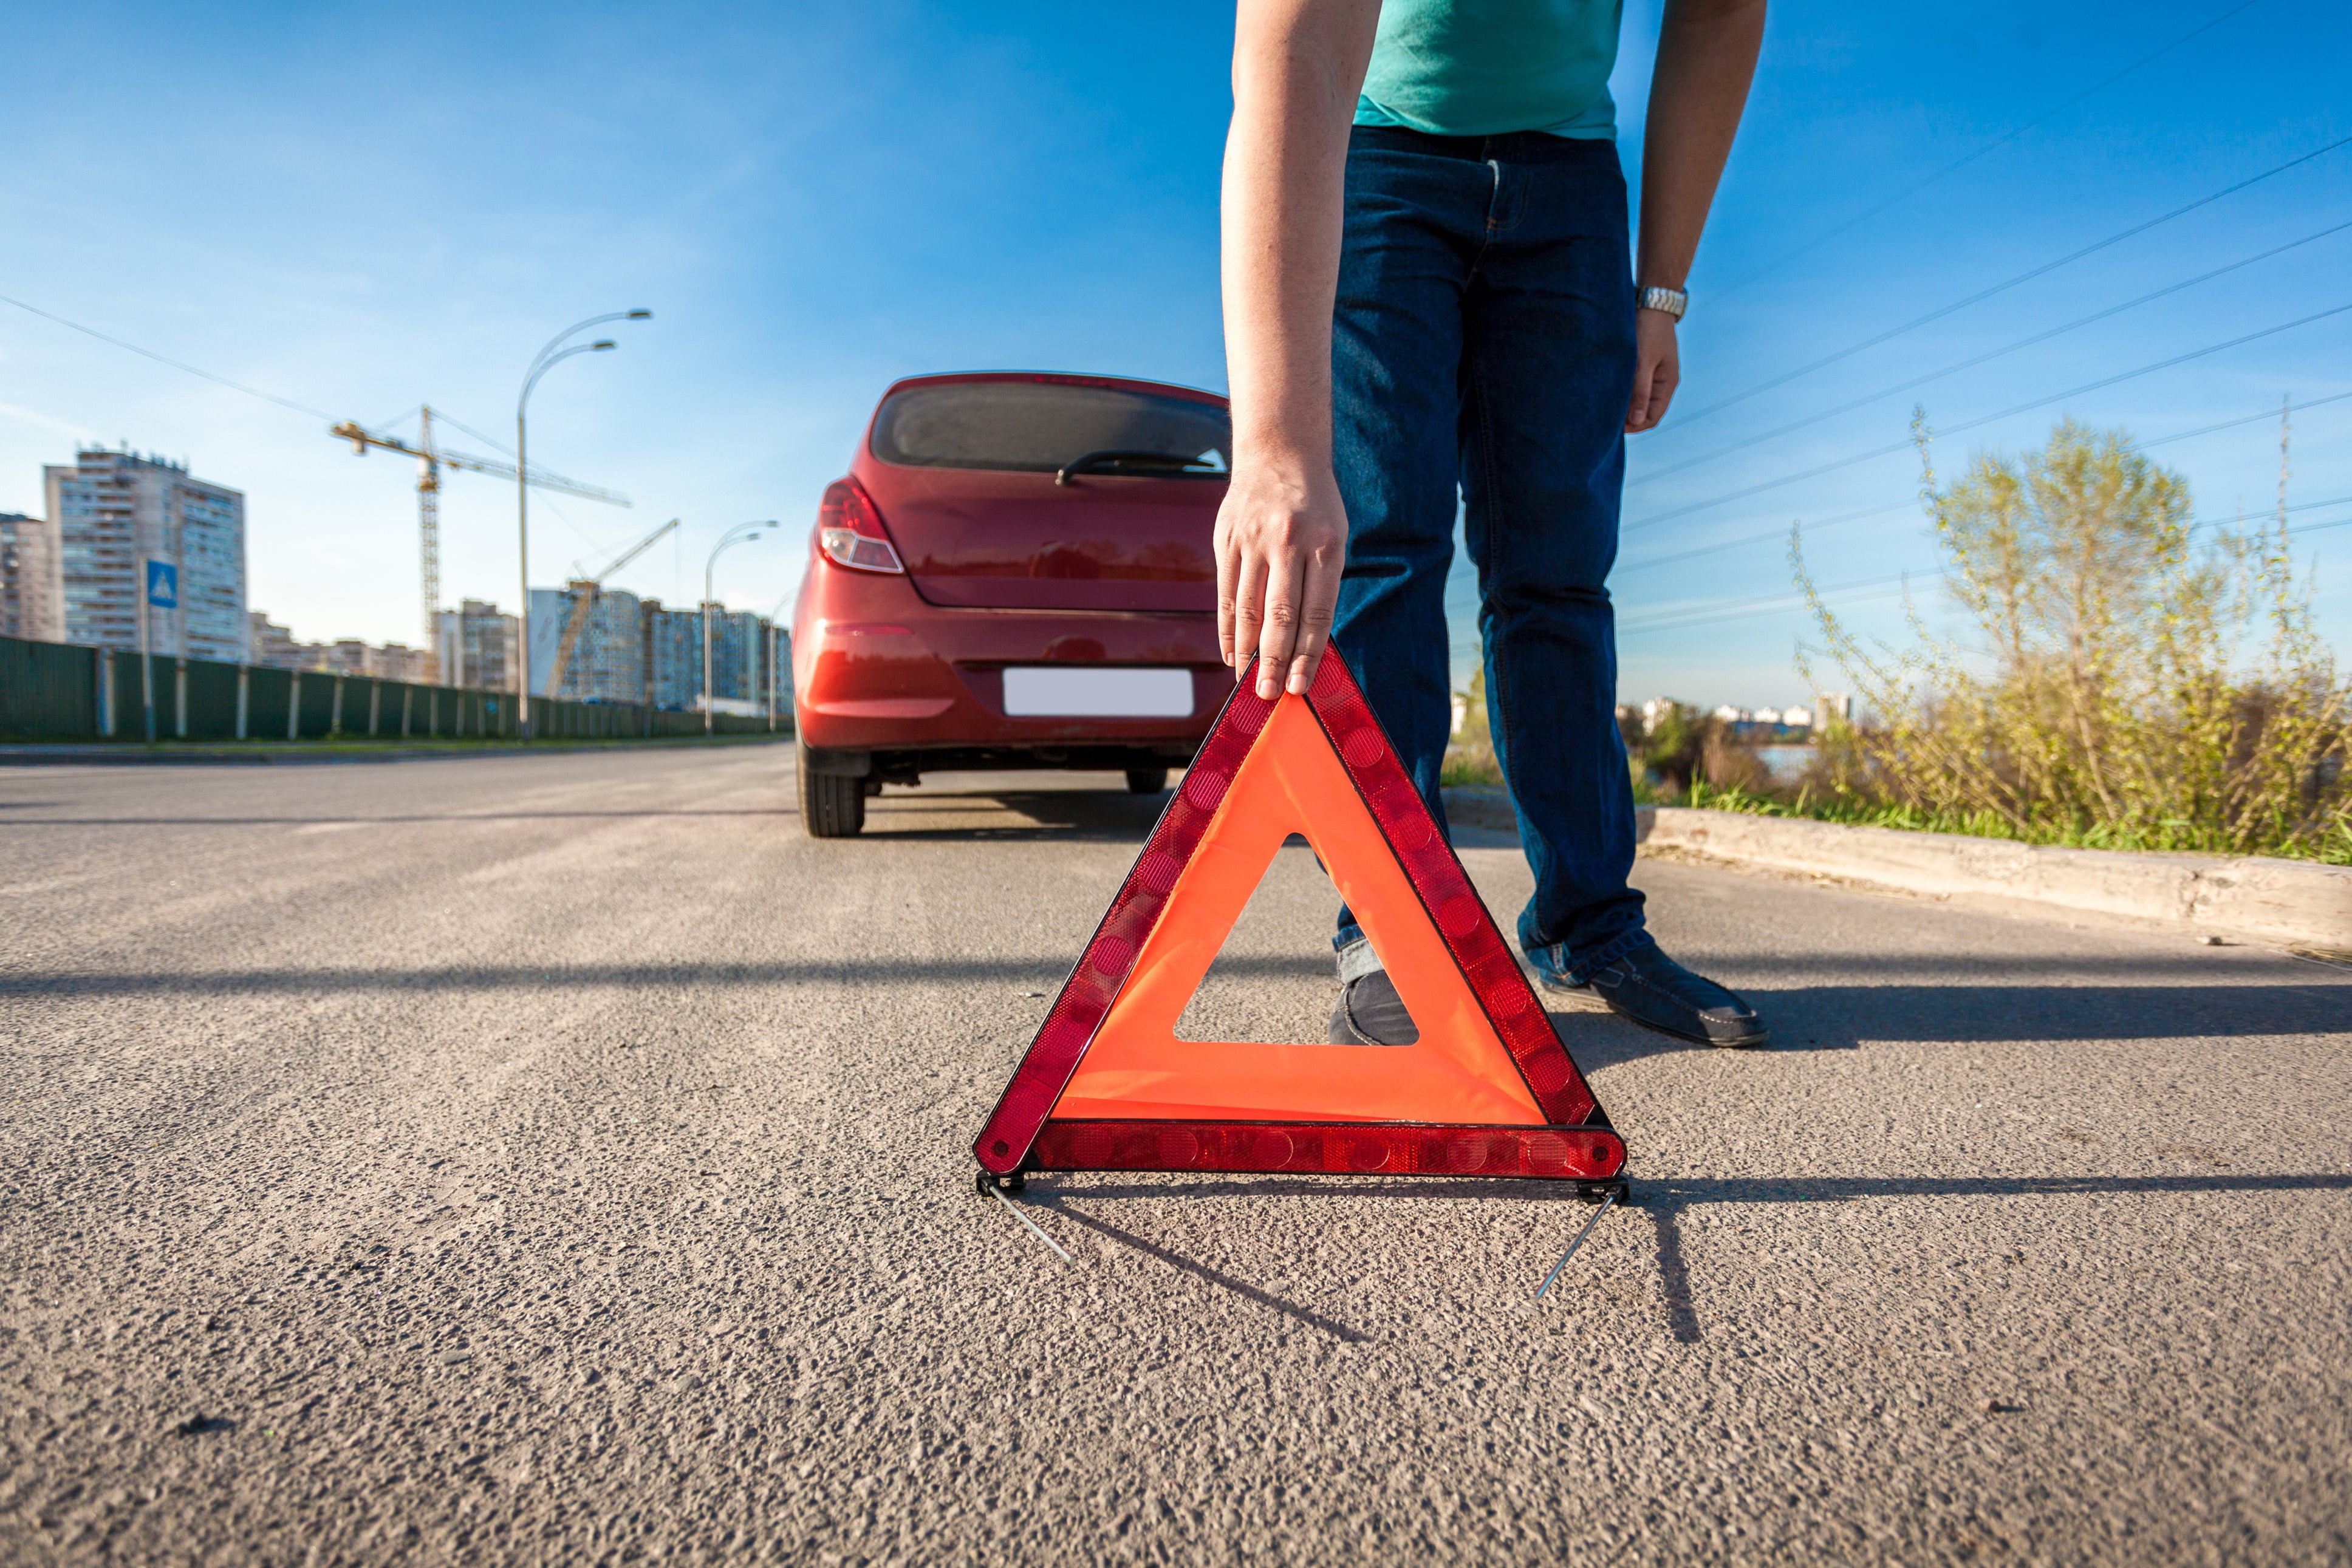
top-left (972, 649), bottom-right (1622, 1184)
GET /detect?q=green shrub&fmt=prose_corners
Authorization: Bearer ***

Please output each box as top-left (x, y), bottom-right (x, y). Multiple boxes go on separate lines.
top-left (1785, 415), bottom-right (2348, 864)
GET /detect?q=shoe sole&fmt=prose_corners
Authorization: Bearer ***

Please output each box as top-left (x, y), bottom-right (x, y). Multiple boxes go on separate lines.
top-left (1605, 1004), bottom-right (1770, 1049)
top-left (1533, 963), bottom-right (1767, 1046)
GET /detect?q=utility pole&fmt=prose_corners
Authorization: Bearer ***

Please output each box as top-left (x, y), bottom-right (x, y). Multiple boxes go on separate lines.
top-left (515, 310), bottom-right (651, 738)
top-left (703, 522), bottom-right (771, 735)
top-left (419, 406), bottom-right (440, 655)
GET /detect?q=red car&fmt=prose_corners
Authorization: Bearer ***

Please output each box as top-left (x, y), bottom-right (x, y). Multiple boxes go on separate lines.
top-left (791, 371), bottom-right (1234, 836)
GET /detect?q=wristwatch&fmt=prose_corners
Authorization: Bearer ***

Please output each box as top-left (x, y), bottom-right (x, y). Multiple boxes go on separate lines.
top-left (1638, 284), bottom-right (1689, 321)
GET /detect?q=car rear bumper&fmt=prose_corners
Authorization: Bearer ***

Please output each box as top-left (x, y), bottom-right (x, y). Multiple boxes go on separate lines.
top-left (791, 560), bottom-right (1229, 759)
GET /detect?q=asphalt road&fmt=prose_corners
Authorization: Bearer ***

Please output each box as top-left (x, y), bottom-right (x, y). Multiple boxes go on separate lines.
top-left (4, 743), bottom-right (2349, 1564)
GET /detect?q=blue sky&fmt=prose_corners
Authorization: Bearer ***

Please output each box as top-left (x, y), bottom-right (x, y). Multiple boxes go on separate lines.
top-left (4, 0), bottom-right (2345, 709)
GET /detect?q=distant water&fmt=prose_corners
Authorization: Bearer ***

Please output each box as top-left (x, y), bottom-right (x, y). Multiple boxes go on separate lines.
top-left (1755, 744), bottom-right (1817, 782)
top-left (1445, 513), bottom-right (1480, 695)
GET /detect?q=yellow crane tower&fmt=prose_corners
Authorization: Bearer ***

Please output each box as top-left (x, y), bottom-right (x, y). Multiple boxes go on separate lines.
top-left (545, 516), bottom-right (681, 700)
top-left (329, 406), bottom-right (631, 673)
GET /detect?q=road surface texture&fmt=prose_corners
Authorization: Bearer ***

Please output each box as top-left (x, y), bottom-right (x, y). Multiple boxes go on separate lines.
top-left (4, 744), bottom-right (2348, 1565)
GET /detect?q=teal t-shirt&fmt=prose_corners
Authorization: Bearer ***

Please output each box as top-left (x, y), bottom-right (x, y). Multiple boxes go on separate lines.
top-left (1355, 0), bottom-right (1626, 140)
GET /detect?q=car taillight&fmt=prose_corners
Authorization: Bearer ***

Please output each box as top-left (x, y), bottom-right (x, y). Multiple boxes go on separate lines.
top-left (815, 479), bottom-right (904, 574)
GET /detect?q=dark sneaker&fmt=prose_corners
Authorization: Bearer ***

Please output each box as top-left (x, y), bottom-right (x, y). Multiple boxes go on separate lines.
top-left (1328, 967), bottom-right (1419, 1046)
top-left (1531, 939), bottom-right (1767, 1048)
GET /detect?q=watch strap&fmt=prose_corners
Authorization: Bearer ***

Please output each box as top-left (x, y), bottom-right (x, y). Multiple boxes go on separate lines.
top-left (1638, 284), bottom-right (1688, 321)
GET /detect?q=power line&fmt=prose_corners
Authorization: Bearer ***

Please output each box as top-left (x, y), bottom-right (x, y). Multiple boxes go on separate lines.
top-left (1626, 300), bottom-right (2352, 534)
top-left (1662, 132), bottom-right (2352, 435)
top-left (1615, 499), bottom-right (1915, 576)
top-left (432, 409), bottom-right (517, 458)
top-left (1622, 567), bottom-right (1926, 629)
top-left (1634, 218), bottom-right (2352, 488)
top-left (1709, 0), bottom-right (2268, 300)
top-left (1614, 389), bottom-right (2352, 575)
top-left (1615, 494), bottom-right (2352, 636)
top-left (1619, 572), bottom-right (1940, 638)
top-left (2131, 387), bottom-right (2352, 451)
top-left (0, 289), bottom-right (336, 423)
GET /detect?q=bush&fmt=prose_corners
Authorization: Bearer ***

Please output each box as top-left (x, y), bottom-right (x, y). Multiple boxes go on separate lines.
top-left (1789, 416), bottom-right (2349, 863)
top-left (1441, 667), bottom-right (1503, 786)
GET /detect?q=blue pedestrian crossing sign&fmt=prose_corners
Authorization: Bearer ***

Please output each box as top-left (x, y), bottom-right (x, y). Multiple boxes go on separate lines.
top-left (146, 561), bottom-right (177, 609)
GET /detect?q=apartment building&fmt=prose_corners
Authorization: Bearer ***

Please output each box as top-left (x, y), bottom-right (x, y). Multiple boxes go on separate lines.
top-left (434, 599), bottom-right (518, 693)
top-left (41, 449), bottom-right (245, 660)
top-left (246, 612), bottom-right (430, 681)
top-left (641, 599), bottom-right (702, 711)
top-left (528, 584), bottom-right (645, 705)
top-left (0, 513), bottom-right (52, 640)
top-left (247, 612), bottom-right (301, 669)
top-left (702, 604), bottom-right (787, 716)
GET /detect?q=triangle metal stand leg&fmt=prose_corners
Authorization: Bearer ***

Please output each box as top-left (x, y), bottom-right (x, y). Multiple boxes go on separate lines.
top-left (1534, 1181), bottom-right (1629, 1301)
top-left (977, 1171), bottom-right (1072, 1264)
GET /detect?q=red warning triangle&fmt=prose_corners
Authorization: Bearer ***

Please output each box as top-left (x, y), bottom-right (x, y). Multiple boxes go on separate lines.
top-left (972, 649), bottom-right (1624, 1184)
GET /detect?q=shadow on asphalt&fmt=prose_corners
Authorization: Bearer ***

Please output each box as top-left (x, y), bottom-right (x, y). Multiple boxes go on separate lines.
top-left (1763, 981), bottom-right (2352, 1045)
top-left (0, 955), bottom-right (1332, 997)
top-left (1040, 1200), bottom-right (1370, 1343)
top-left (0, 810), bottom-right (798, 825)
top-left (859, 788), bottom-right (1167, 844)
top-left (1038, 1171), bottom-right (2352, 1345)
top-left (1697, 952), bottom-right (2347, 978)
top-left (1551, 979), bottom-right (2352, 1071)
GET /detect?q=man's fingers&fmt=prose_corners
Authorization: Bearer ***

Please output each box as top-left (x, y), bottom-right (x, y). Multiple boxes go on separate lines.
top-left (1624, 361), bottom-right (1657, 432)
top-left (1254, 559), bottom-right (1304, 700)
top-left (1230, 553), bottom-right (1269, 683)
top-left (1282, 551), bottom-right (1342, 695)
top-left (1214, 527), bottom-right (1242, 669)
top-left (1643, 362), bottom-right (1680, 429)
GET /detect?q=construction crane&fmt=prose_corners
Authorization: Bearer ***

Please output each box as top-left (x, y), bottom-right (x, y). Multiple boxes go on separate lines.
top-left (329, 405), bottom-right (631, 667)
top-left (546, 516), bottom-right (681, 699)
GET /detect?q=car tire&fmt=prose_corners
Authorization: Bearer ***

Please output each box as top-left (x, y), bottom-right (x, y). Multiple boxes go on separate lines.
top-left (799, 737), bottom-right (866, 837)
top-left (1125, 767), bottom-right (1168, 796)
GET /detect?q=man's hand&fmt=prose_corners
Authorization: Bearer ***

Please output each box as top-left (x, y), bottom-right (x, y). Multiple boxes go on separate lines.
top-left (1624, 310), bottom-right (1681, 432)
top-left (1219, 0), bottom-right (1381, 699)
top-left (1214, 460), bottom-right (1347, 698)
top-left (1628, 0), bottom-right (1763, 434)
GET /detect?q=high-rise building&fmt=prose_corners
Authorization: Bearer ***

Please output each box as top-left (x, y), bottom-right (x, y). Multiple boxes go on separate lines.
top-left (0, 513), bottom-right (50, 641)
top-left (434, 599), bottom-right (518, 692)
top-left (41, 449), bottom-right (245, 660)
top-left (637, 601), bottom-right (786, 715)
top-left (641, 599), bottom-right (702, 711)
top-left (247, 612), bottom-right (301, 669)
top-left (702, 604), bottom-right (786, 717)
top-left (247, 612), bottom-right (431, 683)
top-left (366, 644), bottom-right (432, 683)
top-left (528, 584), bottom-right (645, 704)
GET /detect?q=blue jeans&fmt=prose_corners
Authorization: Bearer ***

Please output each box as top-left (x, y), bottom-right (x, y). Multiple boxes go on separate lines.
top-left (1330, 125), bottom-right (1649, 984)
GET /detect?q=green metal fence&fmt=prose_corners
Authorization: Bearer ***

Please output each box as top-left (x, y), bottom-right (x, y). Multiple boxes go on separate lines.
top-left (0, 638), bottom-right (100, 740)
top-left (0, 633), bottom-right (784, 744)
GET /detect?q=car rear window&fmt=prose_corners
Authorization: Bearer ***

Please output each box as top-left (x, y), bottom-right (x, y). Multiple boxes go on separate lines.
top-left (870, 381), bottom-right (1231, 474)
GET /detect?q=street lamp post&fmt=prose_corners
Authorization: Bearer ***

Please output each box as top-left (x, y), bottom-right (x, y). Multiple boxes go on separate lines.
top-left (702, 521), bottom-right (772, 735)
top-left (516, 308), bottom-right (651, 738)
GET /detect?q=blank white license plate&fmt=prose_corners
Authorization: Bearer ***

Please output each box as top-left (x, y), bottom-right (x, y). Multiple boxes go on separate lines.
top-left (1002, 666), bottom-right (1194, 718)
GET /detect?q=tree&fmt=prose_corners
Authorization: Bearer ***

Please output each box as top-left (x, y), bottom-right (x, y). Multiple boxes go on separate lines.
top-left (1793, 416), bottom-right (2348, 859)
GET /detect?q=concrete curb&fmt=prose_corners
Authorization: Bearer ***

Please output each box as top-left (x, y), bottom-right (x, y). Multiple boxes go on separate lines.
top-left (1441, 786), bottom-right (2350, 951)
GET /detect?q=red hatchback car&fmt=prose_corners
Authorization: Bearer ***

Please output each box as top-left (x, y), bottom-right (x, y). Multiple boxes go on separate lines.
top-left (791, 372), bottom-right (1234, 836)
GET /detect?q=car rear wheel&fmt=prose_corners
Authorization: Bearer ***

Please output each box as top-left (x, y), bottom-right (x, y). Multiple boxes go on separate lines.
top-left (1125, 767), bottom-right (1168, 796)
top-left (799, 737), bottom-right (866, 837)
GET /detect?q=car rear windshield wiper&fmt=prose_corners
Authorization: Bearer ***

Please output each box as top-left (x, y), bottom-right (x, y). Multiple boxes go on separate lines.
top-left (1053, 449), bottom-right (1225, 485)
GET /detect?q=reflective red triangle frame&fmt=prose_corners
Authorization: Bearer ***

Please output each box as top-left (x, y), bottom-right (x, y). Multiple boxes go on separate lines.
top-left (971, 648), bottom-right (1624, 1184)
